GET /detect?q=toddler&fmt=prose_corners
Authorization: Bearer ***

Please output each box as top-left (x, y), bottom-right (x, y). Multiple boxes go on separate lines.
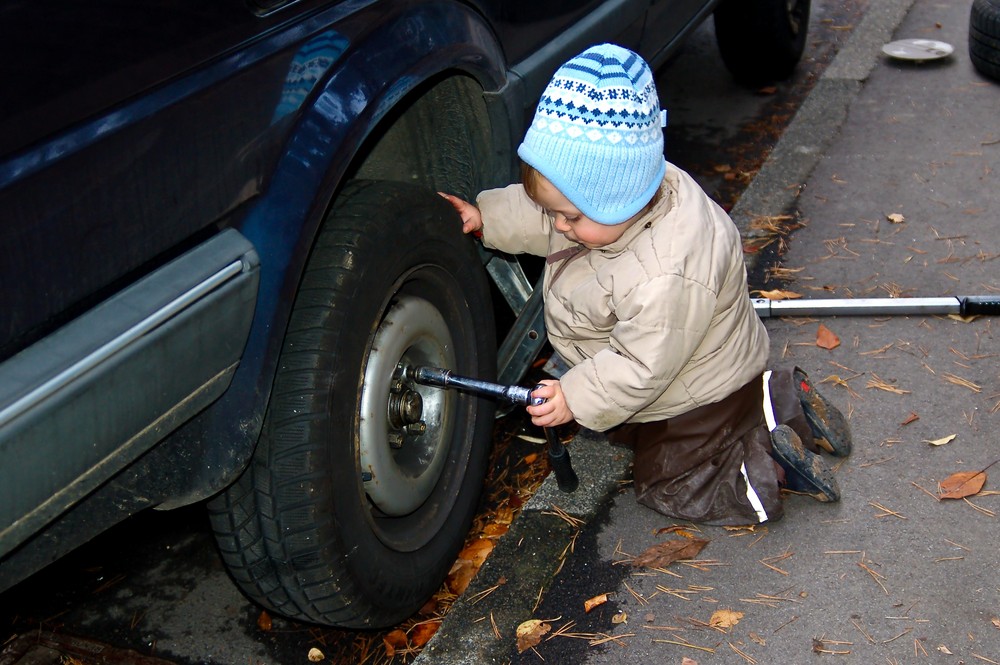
top-left (442, 43), bottom-right (850, 525)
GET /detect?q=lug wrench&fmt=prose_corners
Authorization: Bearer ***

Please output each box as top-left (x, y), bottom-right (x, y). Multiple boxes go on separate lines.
top-left (410, 366), bottom-right (580, 493)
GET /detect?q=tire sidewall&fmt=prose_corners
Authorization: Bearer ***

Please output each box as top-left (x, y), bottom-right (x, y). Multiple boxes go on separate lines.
top-left (306, 182), bottom-right (495, 623)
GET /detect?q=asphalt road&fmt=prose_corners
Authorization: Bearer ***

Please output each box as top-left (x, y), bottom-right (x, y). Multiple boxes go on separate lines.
top-left (0, 2), bottom-right (868, 664)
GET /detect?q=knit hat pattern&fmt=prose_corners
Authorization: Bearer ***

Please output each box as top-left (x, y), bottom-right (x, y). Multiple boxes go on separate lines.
top-left (517, 43), bottom-right (666, 225)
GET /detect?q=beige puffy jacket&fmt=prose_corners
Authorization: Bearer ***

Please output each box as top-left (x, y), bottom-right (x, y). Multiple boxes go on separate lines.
top-left (476, 162), bottom-right (769, 432)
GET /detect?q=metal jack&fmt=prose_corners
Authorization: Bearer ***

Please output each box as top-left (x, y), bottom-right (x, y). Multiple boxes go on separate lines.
top-left (410, 366), bottom-right (580, 493)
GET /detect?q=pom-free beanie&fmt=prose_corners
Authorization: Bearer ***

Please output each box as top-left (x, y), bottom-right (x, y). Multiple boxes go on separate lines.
top-left (517, 43), bottom-right (666, 225)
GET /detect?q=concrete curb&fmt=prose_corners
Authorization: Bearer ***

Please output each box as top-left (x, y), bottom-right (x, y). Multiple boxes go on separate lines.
top-left (415, 3), bottom-right (915, 662)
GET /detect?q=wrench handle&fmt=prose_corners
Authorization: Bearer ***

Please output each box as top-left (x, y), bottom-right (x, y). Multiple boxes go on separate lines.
top-left (533, 383), bottom-right (579, 493)
top-left (544, 426), bottom-right (580, 493)
top-left (961, 295), bottom-right (1000, 316)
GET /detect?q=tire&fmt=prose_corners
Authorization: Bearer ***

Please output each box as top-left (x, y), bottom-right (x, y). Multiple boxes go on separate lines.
top-left (970, 0), bottom-right (1000, 82)
top-left (714, 0), bottom-right (811, 86)
top-left (208, 180), bottom-right (497, 628)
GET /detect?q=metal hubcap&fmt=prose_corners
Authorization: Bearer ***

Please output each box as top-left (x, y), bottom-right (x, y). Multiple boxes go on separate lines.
top-left (359, 295), bottom-right (456, 516)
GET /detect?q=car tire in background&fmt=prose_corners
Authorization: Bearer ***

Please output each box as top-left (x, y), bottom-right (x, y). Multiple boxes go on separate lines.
top-left (970, 0), bottom-right (1000, 81)
top-left (714, 0), bottom-right (811, 86)
top-left (208, 180), bottom-right (496, 628)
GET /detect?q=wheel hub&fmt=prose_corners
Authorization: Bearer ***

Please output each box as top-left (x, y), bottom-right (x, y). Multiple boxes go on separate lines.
top-left (359, 295), bottom-right (456, 516)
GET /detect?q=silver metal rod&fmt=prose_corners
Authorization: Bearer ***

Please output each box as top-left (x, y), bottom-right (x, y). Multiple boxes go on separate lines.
top-left (753, 296), bottom-right (962, 318)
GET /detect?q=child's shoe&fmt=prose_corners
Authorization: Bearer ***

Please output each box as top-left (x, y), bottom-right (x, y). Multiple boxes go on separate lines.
top-left (794, 368), bottom-right (852, 457)
top-left (770, 424), bottom-right (840, 502)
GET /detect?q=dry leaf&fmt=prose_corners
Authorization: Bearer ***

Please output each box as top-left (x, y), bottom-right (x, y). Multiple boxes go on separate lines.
top-left (584, 593), bottom-right (609, 612)
top-left (410, 621), bottom-right (440, 648)
top-left (631, 537), bottom-right (709, 569)
top-left (682, 658), bottom-right (700, 665)
top-left (459, 538), bottom-right (495, 567)
top-left (816, 324), bottom-right (841, 350)
top-left (925, 434), bottom-right (957, 446)
top-left (482, 522), bottom-right (509, 538)
top-left (256, 610), bottom-right (272, 632)
top-left (709, 608), bottom-right (744, 630)
top-left (523, 453), bottom-right (539, 465)
top-left (307, 648), bottom-right (324, 662)
top-left (938, 471), bottom-right (987, 499)
top-left (446, 561), bottom-right (476, 595)
top-left (991, 617), bottom-right (1000, 629)
top-left (383, 630), bottom-right (408, 657)
top-left (755, 288), bottom-right (802, 300)
top-left (901, 412), bottom-right (919, 426)
top-left (516, 619), bottom-right (551, 653)
top-left (886, 213), bottom-right (905, 223)
top-left (655, 525), bottom-right (697, 537)
top-left (612, 612), bottom-right (628, 624)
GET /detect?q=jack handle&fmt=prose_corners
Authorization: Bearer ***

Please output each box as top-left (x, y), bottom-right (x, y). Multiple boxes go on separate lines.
top-left (411, 366), bottom-right (579, 493)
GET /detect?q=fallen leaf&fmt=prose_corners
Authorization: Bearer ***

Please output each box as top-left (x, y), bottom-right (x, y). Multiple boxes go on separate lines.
top-left (612, 612), bottom-right (628, 624)
top-left (925, 434), bottom-right (957, 446)
top-left (991, 617), bottom-right (1000, 629)
top-left (523, 453), bottom-right (539, 465)
top-left (900, 412), bottom-right (919, 426)
top-left (709, 608), bottom-right (744, 631)
top-left (755, 288), bottom-right (802, 300)
top-left (631, 537), bottom-right (709, 569)
top-left (458, 538), bottom-right (495, 567)
top-left (256, 610), bottom-right (272, 632)
top-left (584, 593), bottom-right (609, 612)
top-left (655, 525), bottom-right (697, 537)
top-left (816, 324), bottom-right (841, 350)
top-left (682, 658), bottom-right (700, 665)
top-left (938, 471), bottom-right (987, 499)
top-left (410, 621), bottom-right (440, 648)
top-left (886, 212), bottom-right (905, 223)
top-left (481, 523), bottom-right (509, 538)
top-left (516, 619), bottom-right (551, 653)
top-left (446, 561), bottom-right (476, 595)
top-left (937, 645), bottom-right (953, 655)
top-left (383, 630), bottom-right (408, 657)
top-left (307, 648), bottom-right (324, 662)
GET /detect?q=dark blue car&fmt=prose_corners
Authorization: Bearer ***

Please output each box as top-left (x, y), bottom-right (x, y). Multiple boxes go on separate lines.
top-left (0, 0), bottom-right (809, 628)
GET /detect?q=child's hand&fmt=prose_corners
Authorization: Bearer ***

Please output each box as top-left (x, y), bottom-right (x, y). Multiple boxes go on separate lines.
top-left (438, 192), bottom-right (483, 236)
top-left (526, 379), bottom-right (575, 428)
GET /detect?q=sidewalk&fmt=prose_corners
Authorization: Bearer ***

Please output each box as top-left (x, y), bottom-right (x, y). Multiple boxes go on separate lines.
top-left (417, 0), bottom-right (1000, 662)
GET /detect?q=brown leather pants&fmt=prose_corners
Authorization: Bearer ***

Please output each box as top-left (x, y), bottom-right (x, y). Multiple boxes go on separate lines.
top-left (607, 367), bottom-right (817, 526)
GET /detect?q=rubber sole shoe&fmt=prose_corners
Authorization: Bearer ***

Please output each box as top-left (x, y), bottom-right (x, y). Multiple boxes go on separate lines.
top-left (794, 368), bottom-right (852, 457)
top-left (770, 424), bottom-right (841, 502)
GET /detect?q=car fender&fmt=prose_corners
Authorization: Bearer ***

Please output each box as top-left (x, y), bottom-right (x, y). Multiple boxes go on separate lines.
top-left (157, 2), bottom-right (509, 507)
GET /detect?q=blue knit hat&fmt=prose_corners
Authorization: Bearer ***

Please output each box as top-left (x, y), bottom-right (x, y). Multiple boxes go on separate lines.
top-left (517, 43), bottom-right (667, 225)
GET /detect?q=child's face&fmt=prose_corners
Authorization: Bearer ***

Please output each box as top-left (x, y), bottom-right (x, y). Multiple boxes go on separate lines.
top-left (533, 175), bottom-right (642, 249)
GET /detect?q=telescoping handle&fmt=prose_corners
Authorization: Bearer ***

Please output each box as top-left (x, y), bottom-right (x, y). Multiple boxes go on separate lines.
top-left (411, 366), bottom-right (579, 493)
top-left (752, 294), bottom-right (1000, 318)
